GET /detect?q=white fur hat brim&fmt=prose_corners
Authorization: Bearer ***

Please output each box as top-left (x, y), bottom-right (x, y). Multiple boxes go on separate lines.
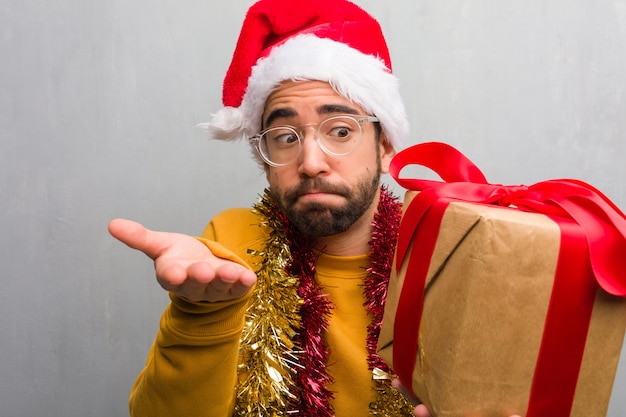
top-left (198, 34), bottom-right (409, 152)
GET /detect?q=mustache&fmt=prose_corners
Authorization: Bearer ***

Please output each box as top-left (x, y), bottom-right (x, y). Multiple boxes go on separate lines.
top-left (283, 178), bottom-right (351, 203)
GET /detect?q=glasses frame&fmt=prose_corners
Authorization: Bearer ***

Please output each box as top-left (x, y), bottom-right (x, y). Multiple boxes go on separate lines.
top-left (248, 115), bottom-right (379, 167)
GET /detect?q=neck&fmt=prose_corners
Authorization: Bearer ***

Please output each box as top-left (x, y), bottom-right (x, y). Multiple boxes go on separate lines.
top-left (312, 189), bottom-right (381, 256)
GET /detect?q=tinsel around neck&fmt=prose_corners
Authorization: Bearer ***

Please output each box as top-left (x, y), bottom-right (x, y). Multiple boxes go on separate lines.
top-left (234, 186), bottom-right (413, 416)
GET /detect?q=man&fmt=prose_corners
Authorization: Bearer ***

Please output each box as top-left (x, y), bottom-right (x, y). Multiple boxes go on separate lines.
top-left (109, 1), bottom-right (519, 416)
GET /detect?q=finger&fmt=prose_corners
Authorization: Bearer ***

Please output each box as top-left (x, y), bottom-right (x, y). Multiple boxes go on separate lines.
top-left (152, 261), bottom-right (214, 300)
top-left (203, 263), bottom-right (256, 302)
top-left (108, 218), bottom-right (148, 250)
top-left (216, 265), bottom-right (257, 299)
top-left (156, 261), bottom-right (194, 292)
top-left (413, 404), bottom-right (431, 417)
top-left (162, 262), bottom-right (251, 302)
top-left (108, 218), bottom-right (164, 259)
top-left (176, 262), bottom-right (256, 302)
top-left (392, 378), bottom-right (419, 405)
top-left (391, 378), bottom-right (410, 397)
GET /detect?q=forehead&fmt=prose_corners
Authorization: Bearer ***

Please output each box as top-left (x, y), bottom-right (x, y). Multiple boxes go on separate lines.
top-left (263, 80), bottom-right (366, 122)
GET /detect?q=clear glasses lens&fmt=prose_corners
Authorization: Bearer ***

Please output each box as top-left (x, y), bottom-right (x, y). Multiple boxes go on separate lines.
top-left (257, 116), bottom-right (365, 166)
top-left (258, 126), bottom-right (301, 166)
top-left (317, 116), bottom-right (362, 156)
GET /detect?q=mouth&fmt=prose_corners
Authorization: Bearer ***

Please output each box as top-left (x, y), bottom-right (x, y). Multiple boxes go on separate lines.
top-left (283, 179), bottom-right (350, 209)
top-left (294, 188), bottom-right (347, 207)
top-left (298, 190), bottom-right (339, 201)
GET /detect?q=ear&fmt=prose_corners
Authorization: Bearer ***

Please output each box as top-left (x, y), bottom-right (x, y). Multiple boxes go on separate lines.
top-left (379, 133), bottom-right (396, 174)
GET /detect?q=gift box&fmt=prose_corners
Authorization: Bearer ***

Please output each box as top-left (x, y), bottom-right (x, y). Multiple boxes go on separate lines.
top-left (377, 142), bottom-right (626, 417)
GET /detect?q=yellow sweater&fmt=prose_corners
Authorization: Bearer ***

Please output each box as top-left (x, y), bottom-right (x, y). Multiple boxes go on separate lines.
top-left (129, 208), bottom-right (377, 416)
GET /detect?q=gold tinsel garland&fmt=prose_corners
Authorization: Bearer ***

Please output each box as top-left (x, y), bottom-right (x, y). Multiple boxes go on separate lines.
top-left (234, 192), bottom-right (302, 416)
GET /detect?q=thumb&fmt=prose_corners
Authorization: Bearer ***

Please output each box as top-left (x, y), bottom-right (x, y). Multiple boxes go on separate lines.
top-left (108, 218), bottom-right (163, 259)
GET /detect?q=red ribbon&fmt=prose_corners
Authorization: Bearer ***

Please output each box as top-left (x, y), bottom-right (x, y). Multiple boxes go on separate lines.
top-left (389, 142), bottom-right (626, 416)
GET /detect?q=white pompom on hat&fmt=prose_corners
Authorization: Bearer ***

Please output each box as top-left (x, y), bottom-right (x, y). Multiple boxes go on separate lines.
top-left (198, 0), bottom-right (409, 151)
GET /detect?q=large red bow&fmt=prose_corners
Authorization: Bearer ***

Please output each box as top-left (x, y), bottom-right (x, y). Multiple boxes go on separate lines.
top-left (390, 141), bottom-right (626, 297)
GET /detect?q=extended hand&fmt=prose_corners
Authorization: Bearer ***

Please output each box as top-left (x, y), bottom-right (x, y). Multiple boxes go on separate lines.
top-left (108, 219), bottom-right (257, 302)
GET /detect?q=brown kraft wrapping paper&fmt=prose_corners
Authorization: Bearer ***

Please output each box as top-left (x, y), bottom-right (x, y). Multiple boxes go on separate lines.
top-left (378, 192), bottom-right (626, 417)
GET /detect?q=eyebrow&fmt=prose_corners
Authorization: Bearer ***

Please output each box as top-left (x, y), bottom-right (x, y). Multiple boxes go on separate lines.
top-left (318, 104), bottom-right (360, 116)
top-left (263, 104), bottom-right (361, 128)
top-left (264, 108), bottom-right (297, 128)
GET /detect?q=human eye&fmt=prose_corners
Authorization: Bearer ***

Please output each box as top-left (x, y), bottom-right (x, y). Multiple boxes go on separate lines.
top-left (324, 119), bottom-right (356, 141)
top-left (266, 128), bottom-right (299, 147)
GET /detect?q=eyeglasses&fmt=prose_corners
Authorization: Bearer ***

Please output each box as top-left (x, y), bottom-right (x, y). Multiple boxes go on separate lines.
top-left (248, 115), bottom-right (379, 167)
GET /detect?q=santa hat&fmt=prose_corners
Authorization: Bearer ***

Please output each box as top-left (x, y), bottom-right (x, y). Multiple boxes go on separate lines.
top-left (198, 0), bottom-right (409, 152)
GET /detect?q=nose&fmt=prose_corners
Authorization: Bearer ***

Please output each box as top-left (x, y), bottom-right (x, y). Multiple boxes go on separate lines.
top-left (297, 126), bottom-right (330, 177)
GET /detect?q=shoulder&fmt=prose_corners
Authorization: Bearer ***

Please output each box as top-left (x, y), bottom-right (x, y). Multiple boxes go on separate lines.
top-left (200, 207), bottom-right (268, 265)
top-left (208, 207), bottom-right (262, 228)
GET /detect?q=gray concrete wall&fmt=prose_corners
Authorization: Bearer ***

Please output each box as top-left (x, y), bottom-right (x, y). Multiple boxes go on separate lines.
top-left (1, 1), bottom-right (625, 415)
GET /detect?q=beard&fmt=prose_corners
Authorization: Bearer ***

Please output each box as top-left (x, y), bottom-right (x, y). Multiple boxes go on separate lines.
top-left (269, 169), bottom-right (381, 238)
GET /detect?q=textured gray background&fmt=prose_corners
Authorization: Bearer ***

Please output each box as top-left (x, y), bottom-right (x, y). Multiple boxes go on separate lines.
top-left (1, 1), bottom-right (625, 416)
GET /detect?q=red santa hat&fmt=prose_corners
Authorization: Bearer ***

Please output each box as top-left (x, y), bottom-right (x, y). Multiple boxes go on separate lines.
top-left (198, 0), bottom-right (409, 152)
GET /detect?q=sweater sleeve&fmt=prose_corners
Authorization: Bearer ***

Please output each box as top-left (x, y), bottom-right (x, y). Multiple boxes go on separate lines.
top-left (129, 208), bottom-right (264, 417)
